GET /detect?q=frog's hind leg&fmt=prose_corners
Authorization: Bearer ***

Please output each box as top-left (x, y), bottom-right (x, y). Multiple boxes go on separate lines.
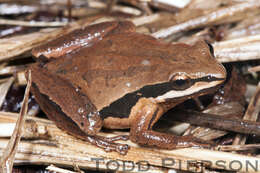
top-left (129, 98), bottom-right (212, 149)
top-left (32, 81), bottom-right (129, 154)
top-left (30, 66), bottom-right (129, 154)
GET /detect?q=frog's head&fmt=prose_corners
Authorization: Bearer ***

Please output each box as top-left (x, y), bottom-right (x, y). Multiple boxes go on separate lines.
top-left (155, 40), bottom-right (226, 102)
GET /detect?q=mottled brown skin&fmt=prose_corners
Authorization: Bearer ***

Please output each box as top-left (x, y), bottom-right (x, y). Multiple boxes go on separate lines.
top-left (32, 21), bottom-right (136, 59)
top-left (30, 21), bottom-right (226, 154)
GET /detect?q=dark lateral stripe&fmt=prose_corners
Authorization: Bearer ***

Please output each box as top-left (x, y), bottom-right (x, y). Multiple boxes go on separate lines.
top-left (100, 76), bottom-right (225, 119)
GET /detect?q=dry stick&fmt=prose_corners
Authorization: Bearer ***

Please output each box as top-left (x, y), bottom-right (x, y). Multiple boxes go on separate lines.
top-left (0, 14), bottom-right (158, 62)
top-left (248, 65), bottom-right (260, 73)
top-left (224, 14), bottom-right (260, 40)
top-left (0, 113), bottom-right (260, 172)
top-left (153, 0), bottom-right (190, 9)
top-left (218, 144), bottom-right (260, 152)
top-left (46, 165), bottom-right (79, 173)
top-left (0, 77), bottom-right (14, 108)
top-left (213, 34), bottom-right (260, 62)
top-left (181, 102), bottom-right (244, 141)
top-left (89, 0), bottom-right (142, 16)
top-left (0, 135), bottom-right (259, 172)
top-left (106, 0), bottom-right (118, 12)
top-left (67, 0), bottom-right (72, 23)
top-left (0, 19), bottom-right (67, 27)
top-left (0, 65), bottom-right (27, 76)
top-left (166, 110), bottom-right (260, 136)
top-left (152, 1), bottom-right (260, 38)
top-left (132, 13), bottom-right (160, 26)
top-left (0, 71), bottom-right (31, 173)
top-left (233, 82), bottom-right (260, 145)
top-left (0, 15), bottom-right (103, 61)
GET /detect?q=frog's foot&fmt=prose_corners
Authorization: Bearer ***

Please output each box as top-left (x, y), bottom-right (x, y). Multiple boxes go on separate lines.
top-left (86, 135), bottom-right (129, 155)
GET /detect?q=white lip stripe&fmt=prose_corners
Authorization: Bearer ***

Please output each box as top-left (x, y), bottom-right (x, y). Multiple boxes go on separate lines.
top-left (155, 81), bottom-right (222, 102)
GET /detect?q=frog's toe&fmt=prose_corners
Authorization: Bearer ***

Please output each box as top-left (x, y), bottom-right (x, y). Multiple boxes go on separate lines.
top-left (116, 143), bottom-right (129, 155)
top-left (102, 142), bottom-right (129, 155)
top-left (106, 135), bottom-right (129, 142)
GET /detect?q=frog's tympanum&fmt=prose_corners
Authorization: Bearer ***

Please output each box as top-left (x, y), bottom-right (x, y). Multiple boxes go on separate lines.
top-left (30, 21), bottom-right (226, 155)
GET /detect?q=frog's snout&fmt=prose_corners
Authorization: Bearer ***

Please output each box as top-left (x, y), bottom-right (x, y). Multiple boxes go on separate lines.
top-left (214, 63), bottom-right (227, 81)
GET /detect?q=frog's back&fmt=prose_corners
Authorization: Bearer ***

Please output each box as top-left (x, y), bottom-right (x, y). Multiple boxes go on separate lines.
top-left (44, 32), bottom-right (221, 123)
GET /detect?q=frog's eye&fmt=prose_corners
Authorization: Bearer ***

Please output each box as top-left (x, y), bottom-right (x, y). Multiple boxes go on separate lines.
top-left (170, 74), bottom-right (193, 90)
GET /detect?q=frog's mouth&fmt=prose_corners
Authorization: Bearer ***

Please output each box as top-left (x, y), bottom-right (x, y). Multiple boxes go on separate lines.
top-left (100, 75), bottom-right (225, 119)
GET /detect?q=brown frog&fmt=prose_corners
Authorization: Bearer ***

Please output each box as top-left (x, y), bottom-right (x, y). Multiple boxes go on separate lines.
top-left (29, 21), bottom-right (226, 155)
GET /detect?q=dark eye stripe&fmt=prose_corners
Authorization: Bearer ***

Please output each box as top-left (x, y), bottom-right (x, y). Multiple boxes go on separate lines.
top-left (192, 75), bottom-right (225, 83)
top-left (171, 79), bottom-right (194, 91)
top-left (171, 75), bottom-right (225, 91)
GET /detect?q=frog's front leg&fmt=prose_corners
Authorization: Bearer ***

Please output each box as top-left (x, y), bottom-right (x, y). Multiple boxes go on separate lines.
top-left (129, 98), bottom-right (212, 149)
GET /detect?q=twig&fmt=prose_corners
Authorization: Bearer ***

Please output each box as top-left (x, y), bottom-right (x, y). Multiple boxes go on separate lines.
top-left (213, 34), bottom-right (260, 62)
top-left (224, 14), bottom-right (260, 40)
top-left (0, 19), bottom-right (67, 27)
top-left (0, 14), bottom-right (161, 62)
top-left (0, 3), bottom-right (38, 15)
top-left (180, 102), bottom-right (244, 140)
top-left (0, 70), bottom-right (31, 173)
top-left (218, 144), bottom-right (260, 152)
top-left (248, 65), bottom-right (260, 73)
top-left (1, 111), bottom-right (260, 172)
top-left (89, 0), bottom-right (142, 16)
top-left (0, 65), bottom-right (27, 75)
top-left (0, 77), bottom-right (14, 108)
top-left (166, 109), bottom-right (260, 136)
top-left (17, 71), bottom-right (27, 86)
top-left (152, 0), bottom-right (260, 38)
top-left (0, 116), bottom-right (259, 172)
top-left (46, 165), bottom-right (79, 173)
top-left (233, 82), bottom-right (260, 145)
top-left (152, 0), bottom-right (190, 9)
top-left (132, 13), bottom-right (160, 26)
top-left (0, 15), bottom-right (102, 61)
top-left (0, 123), bottom-right (15, 137)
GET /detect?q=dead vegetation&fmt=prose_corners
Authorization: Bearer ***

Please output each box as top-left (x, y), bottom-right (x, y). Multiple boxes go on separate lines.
top-left (0, 0), bottom-right (260, 172)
